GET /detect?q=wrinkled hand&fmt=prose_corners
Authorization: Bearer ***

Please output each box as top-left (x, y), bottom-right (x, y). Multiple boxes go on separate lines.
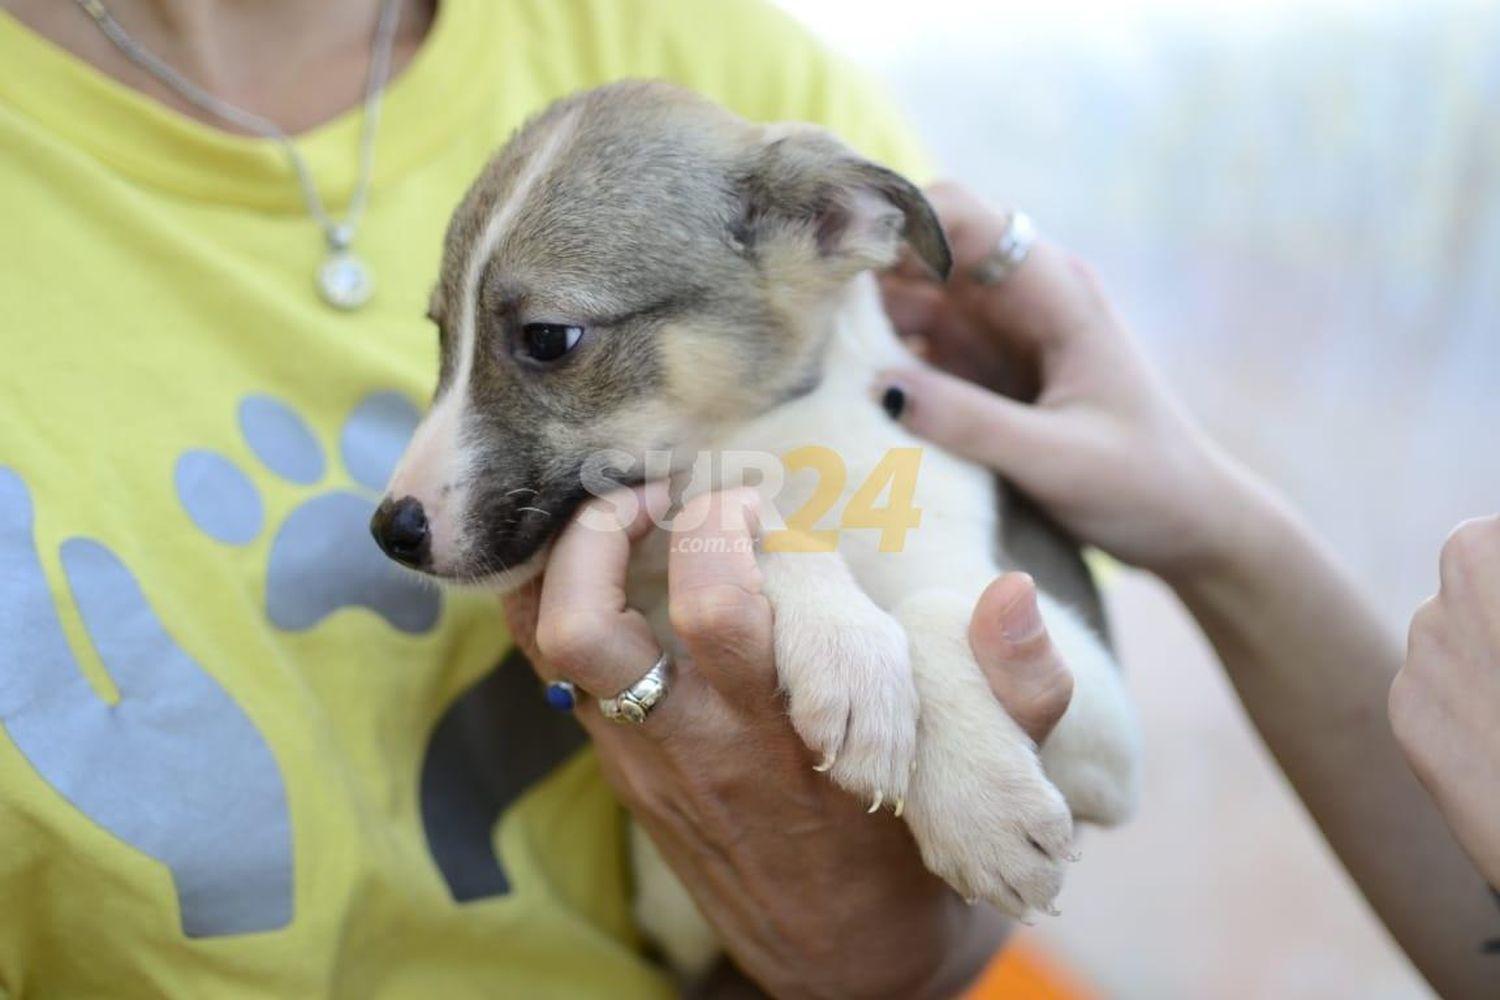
top-left (1390, 515), bottom-right (1500, 889)
top-left (501, 486), bottom-right (1072, 999)
top-left (877, 181), bottom-right (1265, 581)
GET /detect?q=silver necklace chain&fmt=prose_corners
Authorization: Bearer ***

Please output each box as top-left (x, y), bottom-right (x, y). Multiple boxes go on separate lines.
top-left (75, 0), bottom-right (402, 310)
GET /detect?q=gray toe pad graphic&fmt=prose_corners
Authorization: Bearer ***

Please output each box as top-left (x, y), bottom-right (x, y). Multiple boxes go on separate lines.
top-left (178, 390), bottom-right (438, 634)
top-left (341, 391), bottom-right (420, 494)
top-left (238, 396), bottom-right (324, 486)
top-left (421, 648), bottom-right (587, 901)
top-left (0, 468), bottom-right (293, 938)
top-left (175, 450), bottom-right (263, 546)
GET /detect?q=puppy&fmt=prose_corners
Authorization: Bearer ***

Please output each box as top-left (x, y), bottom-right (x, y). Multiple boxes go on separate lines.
top-left (373, 80), bottom-right (1141, 973)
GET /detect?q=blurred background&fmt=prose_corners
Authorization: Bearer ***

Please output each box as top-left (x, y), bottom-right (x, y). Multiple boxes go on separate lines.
top-left (778, 1), bottom-right (1500, 997)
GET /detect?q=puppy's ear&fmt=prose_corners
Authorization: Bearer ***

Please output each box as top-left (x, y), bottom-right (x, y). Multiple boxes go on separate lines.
top-left (734, 125), bottom-right (952, 281)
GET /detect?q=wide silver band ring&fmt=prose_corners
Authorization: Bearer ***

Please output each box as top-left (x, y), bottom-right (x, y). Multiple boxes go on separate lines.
top-left (598, 652), bottom-right (672, 725)
top-left (970, 209), bottom-right (1038, 286)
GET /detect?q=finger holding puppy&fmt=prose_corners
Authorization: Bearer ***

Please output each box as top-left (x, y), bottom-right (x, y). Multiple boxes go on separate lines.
top-left (970, 572), bottom-right (1075, 746)
top-left (666, 488), bottom-right (777, 711)
top-left (530, 483), bottom-right (703, 737)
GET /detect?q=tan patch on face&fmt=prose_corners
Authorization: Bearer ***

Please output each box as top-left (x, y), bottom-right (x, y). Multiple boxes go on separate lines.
top-left (657, 317), bottom-right (784, 429)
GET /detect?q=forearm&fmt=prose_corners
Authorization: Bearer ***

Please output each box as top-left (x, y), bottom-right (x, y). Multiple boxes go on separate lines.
top-left (694, 856), bottom-right (1010, 999)
top-left (700, 912), bottom-right (1006, 1000)
top-left (916, 901), bottom-right (1010, 1000)
top-left (1168, 472), bottom-right (1500, 998)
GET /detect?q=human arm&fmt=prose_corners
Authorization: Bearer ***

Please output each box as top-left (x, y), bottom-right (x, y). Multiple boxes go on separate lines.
top-left (1390, 514), bottom-right (1500, 891)
top-left (500, 486), bottom-right (1074, 1000)
top-left (877, 182), bottom-right (1500, 998)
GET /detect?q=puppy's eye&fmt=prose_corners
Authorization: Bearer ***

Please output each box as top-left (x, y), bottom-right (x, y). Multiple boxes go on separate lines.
top-left (519, 322), bottom-right (584, 363)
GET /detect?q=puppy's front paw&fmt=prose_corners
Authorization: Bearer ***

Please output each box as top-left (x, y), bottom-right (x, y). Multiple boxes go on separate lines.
top-left (895, 589), bottom-right (1076, 916)
top-left (906, 730), bottom-right (1074, 918)
top-left (773, 600), bottom-right (918, 810)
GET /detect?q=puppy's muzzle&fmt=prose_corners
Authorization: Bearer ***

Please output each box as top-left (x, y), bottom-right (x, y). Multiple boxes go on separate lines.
top-left (370, 496), bottom-right (431, 569)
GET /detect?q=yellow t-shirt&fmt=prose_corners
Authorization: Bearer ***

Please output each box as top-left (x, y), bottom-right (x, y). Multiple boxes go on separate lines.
top-left (0, 1), bottom-right (928, 996)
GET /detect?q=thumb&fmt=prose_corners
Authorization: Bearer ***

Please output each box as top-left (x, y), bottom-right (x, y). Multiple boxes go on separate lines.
top-left (874, 366), bottom-right (1063, 484)
top-left (970, 572), bottom-right (1074, 744)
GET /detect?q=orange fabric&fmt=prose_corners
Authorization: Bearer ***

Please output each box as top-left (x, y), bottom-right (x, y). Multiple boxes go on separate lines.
top-left (962, 935), bottom-right (1100, 1000)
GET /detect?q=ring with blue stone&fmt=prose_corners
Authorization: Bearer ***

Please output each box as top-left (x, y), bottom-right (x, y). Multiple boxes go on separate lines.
top-left (544, 680), bottom-right (578, 712)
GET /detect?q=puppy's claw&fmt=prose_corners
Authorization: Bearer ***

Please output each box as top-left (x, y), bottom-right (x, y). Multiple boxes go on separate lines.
top-left (867, 791), bottom-right (884, 814)
top-left (893, 796), bottom-right (904, 818)
top-left (1064, 850), bottom-right (1082, 864)
top-left (1042, 903), bottom-right (1061, 917)
top-left (963, 894), bottom-right (979, 907)
top-left (813, 753), bottom-right (837, 773)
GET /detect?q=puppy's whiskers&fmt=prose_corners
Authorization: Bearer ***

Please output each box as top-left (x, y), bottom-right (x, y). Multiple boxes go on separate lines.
top-left (443, 547), bottom-right (518, 594)
top-left (390, 560), bottom-right (444, 592)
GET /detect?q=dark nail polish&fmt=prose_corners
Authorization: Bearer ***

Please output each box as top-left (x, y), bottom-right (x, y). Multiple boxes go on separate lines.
top-left (881, 385), bottom-right (906, 420)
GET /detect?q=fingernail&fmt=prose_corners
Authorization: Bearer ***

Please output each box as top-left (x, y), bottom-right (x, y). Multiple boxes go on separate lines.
top-left (999, 574), bottom-right (1044, 643)
top-left (880, 384), bottom-right (907, 420)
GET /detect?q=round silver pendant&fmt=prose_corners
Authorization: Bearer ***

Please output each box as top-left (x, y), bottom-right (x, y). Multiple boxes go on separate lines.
top-left (318, 251), bottom-right (374, 310)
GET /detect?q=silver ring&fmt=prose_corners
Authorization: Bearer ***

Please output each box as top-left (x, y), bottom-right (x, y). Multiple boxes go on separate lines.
top-left (970, 209), bottom-right (1037, 286)
top-left (598, 652), bottom-right (672, 725)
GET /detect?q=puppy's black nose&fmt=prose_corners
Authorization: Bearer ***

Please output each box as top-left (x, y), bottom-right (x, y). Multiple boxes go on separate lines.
top-left (370, 496), bottom-right (430, 567)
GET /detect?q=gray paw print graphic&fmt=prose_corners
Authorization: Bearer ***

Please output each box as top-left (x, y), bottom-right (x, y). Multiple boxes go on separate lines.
top-left (174, 391), bottom-right (440, 634)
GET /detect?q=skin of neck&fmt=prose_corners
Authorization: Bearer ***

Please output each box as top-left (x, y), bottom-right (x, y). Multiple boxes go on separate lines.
top-left (0, 0), bottom-right (434, 134)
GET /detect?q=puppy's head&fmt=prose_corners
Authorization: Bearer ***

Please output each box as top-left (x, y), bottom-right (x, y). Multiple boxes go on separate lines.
top-left (373, 80), bottom-right (949, 588)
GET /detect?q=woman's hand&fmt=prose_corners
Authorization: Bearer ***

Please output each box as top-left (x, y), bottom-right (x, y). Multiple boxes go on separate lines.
top-left (1390, 515), bottom-right (1500, 888)
top-left (875, 184), bottom-right (1500, 996)
top-left (502, 486), bottom-right (1074, 1000)
top-left (877, 182), bottom-right (1271, 581)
